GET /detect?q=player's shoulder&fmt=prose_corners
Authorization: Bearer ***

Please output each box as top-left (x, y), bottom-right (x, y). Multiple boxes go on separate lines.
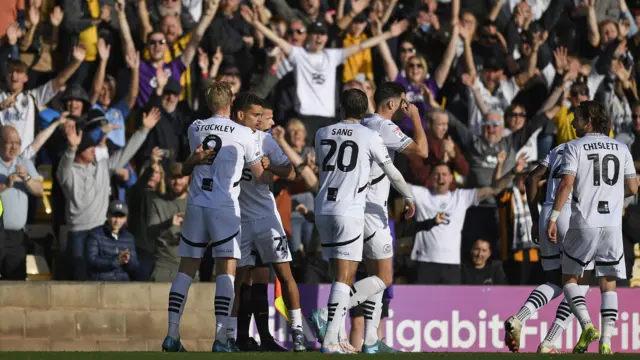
top-left (550, 142), bottom-right (568, 154)
top-left (361, 113), bottom-right (386, 130)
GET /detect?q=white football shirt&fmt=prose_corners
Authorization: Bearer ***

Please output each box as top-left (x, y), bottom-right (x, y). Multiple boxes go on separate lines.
top-left (410, 185), bottom-right (478, 264)
top-left (541, 143), bottom-right (571, 206)
top-left (361, 113), bottom-right (413, 217)
top-left (288, 46), bottom-right (345, 118)
top-left (239, 132), bottom-right (290, 222)
top-left (560, 134), bottom-right (636, 229)
top-left (187, 116), bottom-right (262, 212)
top-left (315, 121), bottom-right (392, 219)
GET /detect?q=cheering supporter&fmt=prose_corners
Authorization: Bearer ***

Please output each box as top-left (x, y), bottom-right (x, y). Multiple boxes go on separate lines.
top-left (461, 238), bottom-right (507, 285)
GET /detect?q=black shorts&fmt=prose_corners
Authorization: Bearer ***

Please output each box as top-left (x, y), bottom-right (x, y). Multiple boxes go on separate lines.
top-left (350, 300), bottom-right (390, 319)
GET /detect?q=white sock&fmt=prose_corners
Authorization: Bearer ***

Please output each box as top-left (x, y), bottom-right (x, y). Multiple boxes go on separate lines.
top-left (563, 283), bottom-right (592, 329)
top-left (517, 282), bottom-right (562, 323)
top-left (289, 308), bottom-right (303, 331)
top-left (324, 282), bottom-right (351, 346)
top-left (347, 276), bottom-right (386, 309)
top-left (167, 272), bottom-right (193, 340)
top-left (600, 291), bottom-right (618, 347)
top-left (543, 285), bottom-right (589, 346)
top-left (226, 317), bottom-right (237, 340)
top-left (215, 274), bottom-right (235, 343)
top-left (363, 291), bottom-right (383, 346)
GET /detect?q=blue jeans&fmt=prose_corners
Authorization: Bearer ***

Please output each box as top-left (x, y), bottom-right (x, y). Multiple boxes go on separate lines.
top-left (537, 134), bottom-right (554, 160)
top-left (67, 230), bottom-right (91, 280)
top-left (290, 216), bottom-right (314, 253)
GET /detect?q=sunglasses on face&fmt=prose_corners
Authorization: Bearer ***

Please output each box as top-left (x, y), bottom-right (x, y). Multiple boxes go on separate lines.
top-left (148, 39), bottom-right (167, 46)
top-left (570, 89), bottom-right (588, 97)
top-left (482, 121), bottom-right (501, 127)
top-left (289, 28), bottom-right (306, 35)
top-left (632, 114), bottom-right (640, 119)
top-left (408, 63), bottom-right (423, 68)
top-left (401, 47), bottom-right (416, 54)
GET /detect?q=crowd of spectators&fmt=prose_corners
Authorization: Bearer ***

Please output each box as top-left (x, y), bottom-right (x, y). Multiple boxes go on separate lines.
top-left (0, 0), bottom-right (639, 286)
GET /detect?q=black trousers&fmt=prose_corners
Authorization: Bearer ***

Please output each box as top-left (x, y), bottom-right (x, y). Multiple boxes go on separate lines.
top-left (1, 230), bottom-right (26, 280)
top-left (415, 262), bottom-right (462, 285)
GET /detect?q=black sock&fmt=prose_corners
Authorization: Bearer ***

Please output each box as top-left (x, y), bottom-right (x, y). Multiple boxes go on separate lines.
top-left (237, 283), bottom-right (252, 340)
top-left (251, 283), bottom-right (272, 342)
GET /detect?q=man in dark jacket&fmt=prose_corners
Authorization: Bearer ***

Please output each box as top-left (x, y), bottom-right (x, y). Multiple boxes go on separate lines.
top-left (85, 200), bottom-right (138, 281)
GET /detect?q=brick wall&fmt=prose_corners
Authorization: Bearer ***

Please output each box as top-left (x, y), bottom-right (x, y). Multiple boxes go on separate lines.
top-left (0, 282), bottom-right (217, 351)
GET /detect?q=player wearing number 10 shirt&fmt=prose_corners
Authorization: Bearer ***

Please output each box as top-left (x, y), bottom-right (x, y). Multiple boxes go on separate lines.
top-left (312, 89), bottom-right (415, 354)
top-left (547, 101), bottom-right (638, 354)
top-left (162, 83), bottom-right (272, 354)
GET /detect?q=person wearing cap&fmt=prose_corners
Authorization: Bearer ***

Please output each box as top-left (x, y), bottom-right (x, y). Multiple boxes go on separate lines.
top-left (85, 200), bottom-right (138, 281)
top-left (0, 125), bottom-right (44, 280)
top-left (0, 45), bottom-right (86, 155)
top-left (57, 105), bottom-right (160, 281)
top-left (494, 151), bottom-right (543, 285)
top-left (241, 6), bottom-right (408, 142)
top-left (90, 37), bottom-right (140, 150)
top-left (149, 162), bottom-right (190, 282)
top-left (137, 71), bottom-right (191, 165)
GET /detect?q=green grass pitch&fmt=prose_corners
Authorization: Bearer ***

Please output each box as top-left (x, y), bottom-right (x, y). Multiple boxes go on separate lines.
top-left (0, 353), bottom-right (638, 359)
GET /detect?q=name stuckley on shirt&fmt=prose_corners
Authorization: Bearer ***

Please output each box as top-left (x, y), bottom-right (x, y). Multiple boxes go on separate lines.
top-left (332, 128), bottom-right (353, 136)
top-left (583, 142), bottom-right (618, 151)
top-left (195, 124), bottom-right (236, 133)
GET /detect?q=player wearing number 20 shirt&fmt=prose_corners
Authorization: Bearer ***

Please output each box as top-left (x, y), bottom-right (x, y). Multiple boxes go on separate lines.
top-left (180, 115), bottom-right (263, 260)
top-left (314, 121), bottom-right (415, 262)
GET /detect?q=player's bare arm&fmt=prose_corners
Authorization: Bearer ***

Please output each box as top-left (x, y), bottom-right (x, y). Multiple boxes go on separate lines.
top-left (546, 174), bottom-right (574, 243)
top-left (250, 160), bottom-right (274, 184)
top-left (399, 101), bottom-right (428, 159)
top-left (526, 163), bottom-right (548, 233)
top-left (624, 176), bottom-right (639, 197)
top-left (182, 144), bottom-right (217, 176)
top-left (264, 159), bottom-right (296, 181)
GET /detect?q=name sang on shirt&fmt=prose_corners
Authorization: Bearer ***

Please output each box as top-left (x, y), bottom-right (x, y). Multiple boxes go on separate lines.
top-left (331, 128), bottom-right (353, 136)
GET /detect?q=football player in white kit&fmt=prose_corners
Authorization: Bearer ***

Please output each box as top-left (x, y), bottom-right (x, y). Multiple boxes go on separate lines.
top-left (162, 83), bottom-right (273, 352)
top-left (310, 82), bottom-right (427, 354)
top-left (547, 101), bottom-right (638, 354)
top-left (312, 89), bottom-right (416, 354)
top-left (504, 143), bottom-right (592, 353)
top-left (226, 94), bottom-right (306, 352)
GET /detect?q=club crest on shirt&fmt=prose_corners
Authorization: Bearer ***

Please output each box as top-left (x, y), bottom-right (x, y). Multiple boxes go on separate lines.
top-left (392, 126), bottom-right (403, 139)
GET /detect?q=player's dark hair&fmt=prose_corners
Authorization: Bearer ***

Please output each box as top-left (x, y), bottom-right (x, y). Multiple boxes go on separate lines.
top-left (340, 89), bottom-right (368, 119)
top-left (231, 92), bottom-right (264, 119)
top-left (374, 82), bottom-right (406, 109)
top-left (576, 100), bottom-right (610, 135)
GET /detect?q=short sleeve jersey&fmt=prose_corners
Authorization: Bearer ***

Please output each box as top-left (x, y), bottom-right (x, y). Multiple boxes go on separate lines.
top-left (410, 185), bottom-right (478, 264)
top-left (288, 46), bottom-right (345, 118)
top-left (187, 116), bottom-right (262, 212)
top-left (541, 143), bottom-right (571, 206)
top-left (560, 134), bottom-right (636, 228)
top-left (239, 132), bottom-right (290, 222)
top-left (315, 121), bottom-right (392, 219)
top-left (361, 113), bottom-right (413, 214)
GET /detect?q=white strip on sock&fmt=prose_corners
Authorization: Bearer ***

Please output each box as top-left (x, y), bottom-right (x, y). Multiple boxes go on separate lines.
top-left (563, 283), bottom-right (591, 329)
top-left (518, 282), bottom-right (562, 323)
top-left (600, 291), bottom-right (618, 347)
top-left (325, 282), bottom-right (351, 347)
top-left (347, 276), bottom-right (386, 309)
top-left (215, 274), bottom-right (235, 343)
top-left (167, 272), bottom-right (193, 340)
top-left (226, 317), bottom-right (237, 341)
top-left (363, 291), bottom-right (383, 346)
top-left (289, 308), bottom-right (303, 331)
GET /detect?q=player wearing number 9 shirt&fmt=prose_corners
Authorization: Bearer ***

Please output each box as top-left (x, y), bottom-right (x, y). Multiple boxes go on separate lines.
top-left (547, 101), bottom-right (638, 354)
top-left (312, 89), bottom-right (416, 354)
top-left (162, 83), bottom-right (273, 353)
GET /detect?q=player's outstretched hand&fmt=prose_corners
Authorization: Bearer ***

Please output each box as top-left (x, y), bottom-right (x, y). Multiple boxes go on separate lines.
top-left (183, 144), bottom-right (217, 175)
top-left (546, 220), bottom-right (557, 244)
top-left (404, 200), bottom-right (416, 220)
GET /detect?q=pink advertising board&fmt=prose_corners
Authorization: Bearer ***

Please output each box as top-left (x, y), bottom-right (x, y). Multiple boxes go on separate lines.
top-left (261, 285), bottom-right (640, 353)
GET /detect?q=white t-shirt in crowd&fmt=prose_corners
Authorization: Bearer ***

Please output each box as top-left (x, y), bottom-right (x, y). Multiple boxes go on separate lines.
top-left (186, 116), bottom-right (262, 213)
top-left (239, 131), bottom-right (290, 222)
top-left (560, 134), bottom-right (635, 229)
top-left (288, 46), bottom-right (345, 118)
top-left (315, 121), bottom-right (391, 219)
top-left (0, 81), bottom-right (57, 153)
top-left (410, 185), bottom-right (479, 265)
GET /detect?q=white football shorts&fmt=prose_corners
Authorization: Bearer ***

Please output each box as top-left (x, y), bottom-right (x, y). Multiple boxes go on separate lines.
top-left (561, 226), bottom-right (626, 279)
top-left (363, 211), bottom-right (393, 260)
top-left (316, 215), bottom-right (365, 262)
top-left (539, 203), bottom-right (571, 271)
top-left (179, 204), bottom-right (241, 259)
top-left (238, 213), bottom-right (291, 267)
